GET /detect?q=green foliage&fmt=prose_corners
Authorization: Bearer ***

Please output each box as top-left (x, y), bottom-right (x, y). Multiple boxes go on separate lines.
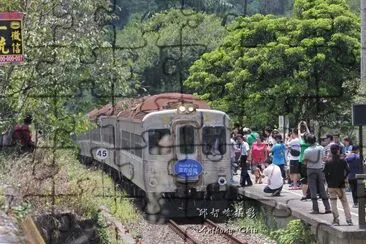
top-left (94, 212), bottom-right (114, 244)
top-left (269, 219), bottom-right (316, 244)
top-left (185, 0), bottom-right (360, 128)
top-left (0, 148), bottom-right (139, 224)
top-left (116, 9), bottom-right (227, 94)
top-left (0, 0), bottom-right (135, 142)
top-left (12, 202), bottom-right (32, 220)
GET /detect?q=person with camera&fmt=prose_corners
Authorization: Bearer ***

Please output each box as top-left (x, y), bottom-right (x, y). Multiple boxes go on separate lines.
top-left (271, 134), bottom-right (286, 182)
top-left (303, 134), bottom-right (331, 214)
top-left (287, 129), bottom-right (301, 189)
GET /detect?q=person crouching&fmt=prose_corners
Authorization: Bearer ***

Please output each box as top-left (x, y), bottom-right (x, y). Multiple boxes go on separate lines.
top-left (263, 160), bottom-right (283, 196)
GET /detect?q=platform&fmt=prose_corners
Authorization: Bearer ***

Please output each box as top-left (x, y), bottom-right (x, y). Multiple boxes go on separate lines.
top-left (234, 176), bottom-right (366, 244)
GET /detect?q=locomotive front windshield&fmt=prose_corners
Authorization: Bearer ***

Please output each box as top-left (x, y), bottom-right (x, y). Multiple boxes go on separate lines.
top-left (148, 129), bottom-right (172, 155)
top-left (179, 125), bottom-right (195, 154)
top-left (202, 126), bottom-right (226, 155)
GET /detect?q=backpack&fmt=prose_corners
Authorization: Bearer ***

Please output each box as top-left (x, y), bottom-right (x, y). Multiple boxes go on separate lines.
top-left (290, 148), bottom-right (300, 157)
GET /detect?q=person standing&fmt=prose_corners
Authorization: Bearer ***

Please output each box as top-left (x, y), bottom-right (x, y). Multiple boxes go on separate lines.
top-left (287, 129), bottom-right (301, 189)
top-left (12, 114), bottom-right (35, 152)
top-left (332, 133), bottom-right (345, 155)
top-left (271, 134), bottom-right (286, 182)
top-left (249, 135), bottom-right (268, 172)
top-left (345, 145), bottom-right (363, 208)
top-left (343, 136), bottom-right (353, 155)
top-left (238, 136), bottom-right (252, 187)
top-left (298, 121), bottom-right (311, 201)
top-left (324, 144), bottom-right (352, 225)
top-left (243, 128), bottom-right (259, 149)
top-left (303, 134), bottom-right (331, 214)
top-left (230, 133), bottom-right (240, 175)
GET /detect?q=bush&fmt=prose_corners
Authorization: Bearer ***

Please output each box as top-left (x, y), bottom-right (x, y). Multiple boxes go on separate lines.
top-left (269, 219), bottom-right (316, 244)
top-left (0, 146), bottom-right (139, 224)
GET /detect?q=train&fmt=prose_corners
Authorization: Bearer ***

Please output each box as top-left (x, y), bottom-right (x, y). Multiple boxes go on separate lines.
top-left (75, 93), bottom-right (233, 221)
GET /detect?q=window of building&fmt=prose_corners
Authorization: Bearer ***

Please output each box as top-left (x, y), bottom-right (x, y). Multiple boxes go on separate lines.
top-left (202, 126), bottom-right (226, 155)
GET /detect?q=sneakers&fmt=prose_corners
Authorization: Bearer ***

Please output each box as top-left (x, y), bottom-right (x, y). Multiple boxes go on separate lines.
top-left (324, 210), bottom-right (332, 214)
top-left (346, 220), bottom-right (353, 226)
top-left (353, 203), bottom-right (358, 208)
top-left (271, 189), bottom-right (281, 196)
top-left (301, 196), bottom-right (310, 201)
top-left (332, 218), bottom-right (340, 226)
top-left (290, 186), bottom-right (301, 190)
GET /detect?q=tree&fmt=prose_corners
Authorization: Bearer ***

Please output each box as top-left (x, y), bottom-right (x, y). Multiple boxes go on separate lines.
top-left (0, 0), bottom-right (134, 145)
top-left (116, 9), bottom-right (227, 94)
top-left (185, 0), bottom-right (360, 128)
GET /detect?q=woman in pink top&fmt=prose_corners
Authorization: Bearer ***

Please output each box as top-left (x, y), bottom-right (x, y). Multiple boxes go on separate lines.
top-left (249, 135), bottom-right (268, 171)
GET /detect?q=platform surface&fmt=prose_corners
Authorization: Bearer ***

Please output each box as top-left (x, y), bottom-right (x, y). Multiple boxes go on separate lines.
top-left (232, 171), bottom-right (366, 241)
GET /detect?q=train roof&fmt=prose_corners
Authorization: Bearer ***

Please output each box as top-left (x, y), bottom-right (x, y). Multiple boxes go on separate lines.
top-left (88, 93), bottom-right (210, 121)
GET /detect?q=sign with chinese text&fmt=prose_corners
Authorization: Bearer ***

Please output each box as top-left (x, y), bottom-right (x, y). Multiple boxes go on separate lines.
top-left (174, 159), bottom-right (203, 179)
top-left (0, 12), bottom-right (24, 64)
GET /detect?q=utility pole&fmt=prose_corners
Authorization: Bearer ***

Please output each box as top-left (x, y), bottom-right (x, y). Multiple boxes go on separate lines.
top-left (362, 0), bottom-right (366, 83)
top-left (361, 0), bottom-right (366, 170)
top-left (244, 0), bottom-right (248, 16)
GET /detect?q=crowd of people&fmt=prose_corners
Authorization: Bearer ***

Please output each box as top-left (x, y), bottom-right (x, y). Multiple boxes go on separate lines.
top-left (231, 121), bottom-right (364, 226)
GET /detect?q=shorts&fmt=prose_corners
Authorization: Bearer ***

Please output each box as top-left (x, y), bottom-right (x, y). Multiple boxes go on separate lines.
top-left (299, 163), bottom-right (307, 184)
top-left (289, 160), bottom-right (300, 174)
top-left (251, 163), bottom-right (266, 172)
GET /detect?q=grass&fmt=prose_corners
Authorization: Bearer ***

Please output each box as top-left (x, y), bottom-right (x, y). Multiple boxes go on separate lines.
top-left (231, 201), bottom-right (316, 244)
top-left (0, 145), bottom-right (141, 242)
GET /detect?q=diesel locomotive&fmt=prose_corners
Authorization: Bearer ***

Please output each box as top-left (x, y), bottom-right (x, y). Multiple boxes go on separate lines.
top-left (76, 93), bottom-right (233, 220)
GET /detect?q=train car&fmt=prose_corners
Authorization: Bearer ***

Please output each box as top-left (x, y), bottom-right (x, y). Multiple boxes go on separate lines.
top-left (76, 93), bottom-right (232, 220)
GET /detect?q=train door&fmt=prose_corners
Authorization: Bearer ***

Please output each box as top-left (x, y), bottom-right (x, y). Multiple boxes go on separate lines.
top-left (173, 122), bottom-right (203, 183)
top-left (175, 124), bottom-right (197, 161)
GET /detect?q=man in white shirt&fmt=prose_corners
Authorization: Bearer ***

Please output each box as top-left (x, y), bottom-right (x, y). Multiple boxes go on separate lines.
top-left (263, 161), bottom-right (283, 196)
top-left (287, 129), bottom-right (301, 189)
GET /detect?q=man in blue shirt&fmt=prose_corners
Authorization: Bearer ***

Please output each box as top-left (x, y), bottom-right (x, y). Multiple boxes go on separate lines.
top-left (271, 134), bottom-right (286, 182)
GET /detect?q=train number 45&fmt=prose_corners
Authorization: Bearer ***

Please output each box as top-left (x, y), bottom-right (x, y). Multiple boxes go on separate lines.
top-left (96, 148), bottom-right (108, 160)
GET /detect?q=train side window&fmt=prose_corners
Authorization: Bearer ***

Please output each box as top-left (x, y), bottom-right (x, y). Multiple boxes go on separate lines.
top-left (122, 130), bottom-right (130, 151)
top-left (149, 129), bottom-right (171, 155)
top-left (202, 127), bottom-right (226, 155)
top-left (179, 125), bottom-right (195, 154)
top-left (91, 128), bottom-right (100, 141)
top-left (135, 134), bottom-right (143, 158)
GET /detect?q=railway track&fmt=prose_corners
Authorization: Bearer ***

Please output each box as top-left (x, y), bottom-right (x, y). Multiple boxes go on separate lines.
top-left (168, 219), bottom-right (201, 244)
top-left (168, 219), bottom-right (247, 244)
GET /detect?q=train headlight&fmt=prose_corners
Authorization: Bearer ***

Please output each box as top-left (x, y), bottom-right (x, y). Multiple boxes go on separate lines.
top-left (177, 103), bottom-right (196, 114)
top-left (218, 177), bottom-right (227, 186)
top-left (178, 105), bottom-right (186, 113)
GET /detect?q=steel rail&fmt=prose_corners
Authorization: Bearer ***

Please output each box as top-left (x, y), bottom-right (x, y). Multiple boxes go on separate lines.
top-left (204, 219), bottom-right (247, 244)
top-left (168, 219), bottom-right (200, 244)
